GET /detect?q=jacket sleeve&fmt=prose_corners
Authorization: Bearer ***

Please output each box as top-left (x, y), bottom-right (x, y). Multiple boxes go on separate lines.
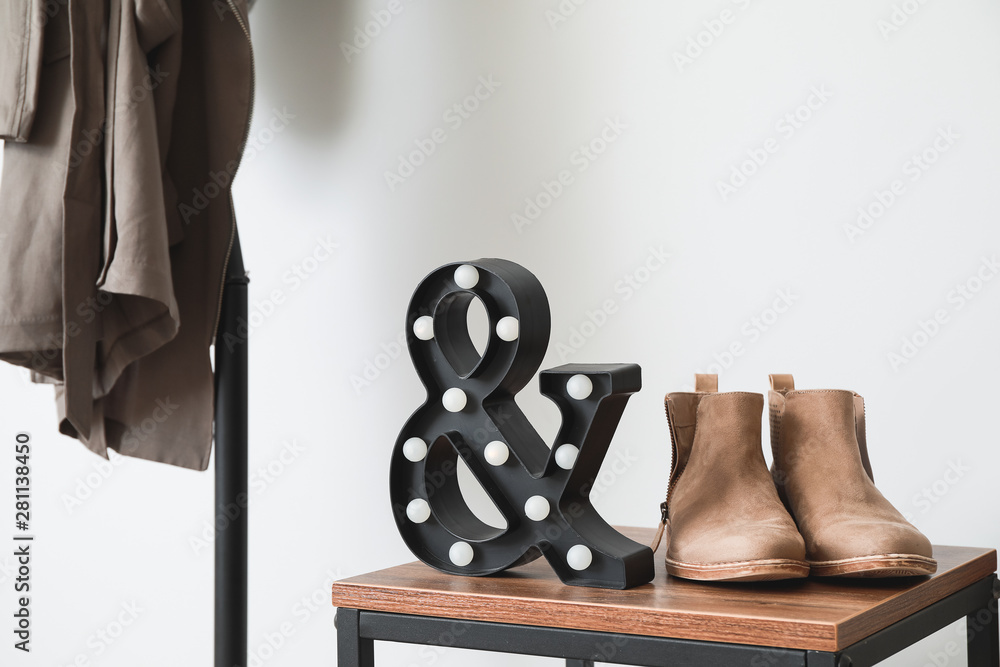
top-left (0, 1), bottom-right (46, 142)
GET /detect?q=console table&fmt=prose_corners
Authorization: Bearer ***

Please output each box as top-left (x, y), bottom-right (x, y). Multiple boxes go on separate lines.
top-left (331, 527), bottom-right (998, 666)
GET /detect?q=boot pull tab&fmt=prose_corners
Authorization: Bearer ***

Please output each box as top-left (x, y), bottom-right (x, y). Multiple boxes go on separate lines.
top-left (651, 501), bottom-right (669, 552)
top-left (694, 374), bottom-right (718, 393)
top-left (769, 374), bottom-right (795, 393)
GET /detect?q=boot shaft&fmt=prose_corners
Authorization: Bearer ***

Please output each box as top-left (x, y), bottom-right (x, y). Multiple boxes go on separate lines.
top-left (665, 376), bottom-right (767, 505)
top-left (767, 374), bottom-right (874, 501)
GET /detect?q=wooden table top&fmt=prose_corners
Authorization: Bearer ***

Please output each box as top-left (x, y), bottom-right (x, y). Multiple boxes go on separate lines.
top-left (331, 526), bottom-right (997, 651)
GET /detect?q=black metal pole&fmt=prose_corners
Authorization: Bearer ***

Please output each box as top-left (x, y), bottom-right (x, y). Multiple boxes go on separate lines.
top-left (214, 232), bottom-right (249, 667)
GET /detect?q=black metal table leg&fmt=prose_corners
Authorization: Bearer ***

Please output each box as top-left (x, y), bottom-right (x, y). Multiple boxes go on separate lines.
top-left (967, 575), bottom-right (1000, 666)
top-left (804, 652), bottom-right (837, 666)
top-left (337, 608), bottom-right (375, 667)
top-left (215, 233), bottom-right (249, 667)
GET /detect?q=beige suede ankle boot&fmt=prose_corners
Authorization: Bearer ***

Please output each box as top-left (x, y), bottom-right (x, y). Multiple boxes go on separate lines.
top-left (767, 374), bottom-right (937, 577)
top-left (656, 374), bottom-right (808, 582)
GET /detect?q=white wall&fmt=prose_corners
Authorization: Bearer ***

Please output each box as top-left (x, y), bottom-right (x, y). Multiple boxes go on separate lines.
top-left (2, 1), bottom-right (999, 665)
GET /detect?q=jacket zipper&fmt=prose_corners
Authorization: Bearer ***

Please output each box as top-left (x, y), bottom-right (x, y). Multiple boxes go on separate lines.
top-left (211, 0), bottom-right (257, 341)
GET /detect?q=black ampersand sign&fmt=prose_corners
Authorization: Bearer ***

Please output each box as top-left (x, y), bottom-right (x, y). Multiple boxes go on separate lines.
top-left (390, 259), bottom-right (654, 589)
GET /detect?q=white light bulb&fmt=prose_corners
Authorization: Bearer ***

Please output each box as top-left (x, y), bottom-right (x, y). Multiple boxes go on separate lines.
top-left (402, 437), bottom-right (428, 462)
top-left (524, 495), bottom-right (550, 521)
top-left (496, 316), bottom-right (519, 342)
top-left (484, 441), bottom-right (509, 466)
top-left (454, 265), bottom-right (479, 289)
top-left (442, 388), bottom-right (467, 412)
top-left (406, 498), bottom-right (431, 523)
top-left (413, 315), bottom-right (434, 340)
top-left (555, 444), bottom-right (579, 470)
top-left (449, 541), bottom-right (474, 566)
top-left (567, 374), bottom-right (593, 400)
top-left (567, 545), bottom-right (593, 571)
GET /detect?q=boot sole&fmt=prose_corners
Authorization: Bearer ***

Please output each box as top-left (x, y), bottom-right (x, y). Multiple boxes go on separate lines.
top-left (665, 557), bottom-right (810, 582)
top-left (809, 554), bottom-right (938, 578)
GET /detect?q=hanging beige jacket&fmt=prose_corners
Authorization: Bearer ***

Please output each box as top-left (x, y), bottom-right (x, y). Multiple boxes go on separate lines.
top-left (0, 0), bottom-right (254, 470)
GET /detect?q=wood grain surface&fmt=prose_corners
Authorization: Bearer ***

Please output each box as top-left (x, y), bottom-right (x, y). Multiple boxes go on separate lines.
top-left (331, 526), bottom-right (997, 651)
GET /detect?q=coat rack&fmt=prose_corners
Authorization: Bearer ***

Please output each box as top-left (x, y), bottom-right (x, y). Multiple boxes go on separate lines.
top-left (214, 231), bottom-right (249, 667)
top-left (213, 2), bottom-right (257, 662)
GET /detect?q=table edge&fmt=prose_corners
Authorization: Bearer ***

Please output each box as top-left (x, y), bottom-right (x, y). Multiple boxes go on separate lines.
top-left (331, 545), bottom-right (998, 653)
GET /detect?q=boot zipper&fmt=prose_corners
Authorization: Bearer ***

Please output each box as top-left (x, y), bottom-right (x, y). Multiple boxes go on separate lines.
top-left (651, 398), bottom-right (678, 553)
top-left (650, 499), bottom-right (668, 552)
top-left (211, 0), bottom-right (256, 341)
